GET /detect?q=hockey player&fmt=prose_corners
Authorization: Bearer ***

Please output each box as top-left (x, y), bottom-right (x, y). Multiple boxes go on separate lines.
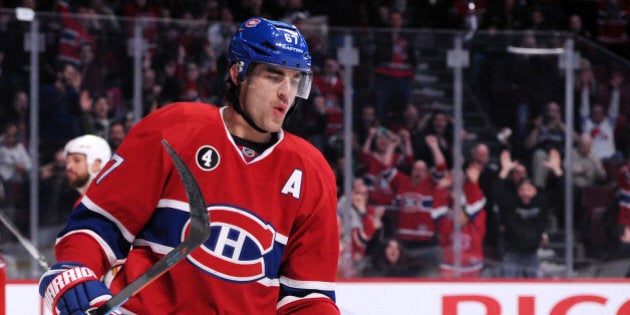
top-left (63, 134), bottom-right (112, 195)
top-left (39, 17), bottom-right (340, 314)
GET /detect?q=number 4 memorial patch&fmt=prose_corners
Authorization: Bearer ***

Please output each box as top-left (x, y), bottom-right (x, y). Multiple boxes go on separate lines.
top-left (196, 145), bottom-right (220, 171)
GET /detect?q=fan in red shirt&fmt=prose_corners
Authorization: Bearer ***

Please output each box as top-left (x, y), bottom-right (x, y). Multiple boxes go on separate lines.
top-left (432, 162), bottom-right (487, 278)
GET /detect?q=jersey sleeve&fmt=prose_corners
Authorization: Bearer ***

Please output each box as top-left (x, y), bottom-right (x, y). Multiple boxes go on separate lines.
top-left (463, 181), bottom-right (486, 219)
top-left (54, 109), bottom-right (176, 275)
top-left (276, 145), bottom-right (340, 314)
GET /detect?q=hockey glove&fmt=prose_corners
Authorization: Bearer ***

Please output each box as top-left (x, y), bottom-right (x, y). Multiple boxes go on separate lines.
top-left (39, 262), bottom-right (120, 315)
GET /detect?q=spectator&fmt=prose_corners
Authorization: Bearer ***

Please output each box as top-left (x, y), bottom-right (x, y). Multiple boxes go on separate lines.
top-left (122, 0), bottom-right (160, 56)
top-left (371, 9), bottom-right (416, 126)
top-left (359, 126), bottom-right (414, 206)
top-left (572, 133), bottom-right (607, 190)
top-left (596, 0), bottom-right (630, 59)
top-left (382, 135), bottom-right (447, 276)
top-left (86, 95), bottom-right (112, 140)
top-left (312, 56), bottom-right (344, 140)
top-left (55, 0), bottom-right (96, 66)
top-left (39, 147), bottom-right (78, 227)
top-left (524, 101), bottom-right (573, 189)
top-left (571, 133), bottom-right (607, 241)
top-left (397, 103), bottom-right (423, 135)
top-left (567, 14), bottom-right (593, 39)
top-left (339, 176), bottom-right (385, 277)
top-left (178, 61), bottom-right (214, 103)
top-left (141, 66), bottom-right (163, 115)
top-left (107, 120), bottom-right (126, 152)
top-left (155, 58), bottom-right (182, 106)
top-left (284, 92), bottom-right (328, 152)
top-left (414, 110), bottom-right (458, 168)
top-left (177, 12), bottom-right (222, 104)
top-left (502, 32), bottom-right (562, 149)
top-left (104, 86), bottom-right (128, 123)
top-left (207, 7), bottom-right (237, 55)
top-left (527, 7), bottom-right (554, 30)
top-left (471, 143), bottom-right (502, 259)
top-left (574, 58), bottom-right (599, 121)
top-left (496, 174), bottom-right (550, 278)
top-left (78, 42), bottom-right (104, 95)
top-left (392, 104), bottom-right (424, 154)
top-left (361, 237), bottom-right (416, 277)
top-left (355, 104), bottom-right (381, 146)
top-left (1, 90), bottom-right (29, 144)
top-left (432, 162), bottom-right (487, 278)
top-left (580, 71), bottom-right (623, 161)
top-left (90, 0), bottom-right (122, 33)
top-left (0, 123), bottom-right (33, 233)
top-left (496, 149), bottom-right (529, 193)
top-left (40, 62), bottom-right (88, 158)
top-left (494, 150), bottom-right (562, 277)
top-left (494, 149), bottom-right (529, 256)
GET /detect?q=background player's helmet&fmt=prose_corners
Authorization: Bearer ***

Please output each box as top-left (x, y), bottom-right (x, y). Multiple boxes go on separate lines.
top-left (228, 17), bottom-right (313, 99)
top-left (64, 134), bottom-right (112, 177)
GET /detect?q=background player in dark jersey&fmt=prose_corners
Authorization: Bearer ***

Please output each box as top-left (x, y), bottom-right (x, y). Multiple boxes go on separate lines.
top-left (39, 17), bottom-right (340, 314)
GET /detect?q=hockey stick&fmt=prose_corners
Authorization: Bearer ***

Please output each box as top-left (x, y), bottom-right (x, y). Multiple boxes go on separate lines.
top-left (0, 209), bottom-right (50, 269)
top-left (88, 139), bottom-right (211, 315)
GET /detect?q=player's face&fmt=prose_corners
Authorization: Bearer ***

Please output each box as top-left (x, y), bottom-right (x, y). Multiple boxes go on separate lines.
top-left (240, 64), bottom-right (300, 133)
top-left (66, 153), bottom-right (90, 190)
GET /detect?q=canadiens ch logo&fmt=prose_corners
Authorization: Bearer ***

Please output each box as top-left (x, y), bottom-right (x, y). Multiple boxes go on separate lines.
top-left (196, 145), bottom-right (220, 171)
top-left (181, 205), bottom-right (276, 282)
top-left (245, 18), bottom-right (260, 27)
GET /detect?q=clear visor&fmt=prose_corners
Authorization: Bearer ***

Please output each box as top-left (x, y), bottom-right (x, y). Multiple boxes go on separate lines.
top-left (245, 63), bottom-right (313, 99)
top-left (295, 71), bottom-right (313, 99)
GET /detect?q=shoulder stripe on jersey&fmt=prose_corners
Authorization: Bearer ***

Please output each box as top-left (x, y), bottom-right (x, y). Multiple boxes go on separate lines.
top-left (275, 233), bottom-right (288, 245)
top-left (157, 198), bottom-right (190, 212)
top-left (57, 229), bottom-right (118, 265)
top-left (279, 276), bottom-right (336, 291)
top-left (82, 195), bottom-right (135, 243)
top-left (277, 293), bottom-right (333, 309)
top-left (257, 277), bottom-right (280, 287)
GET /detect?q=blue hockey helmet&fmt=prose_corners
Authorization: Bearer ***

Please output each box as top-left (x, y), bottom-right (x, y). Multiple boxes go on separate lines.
top-left (228, 17), bottom-right (313, 99)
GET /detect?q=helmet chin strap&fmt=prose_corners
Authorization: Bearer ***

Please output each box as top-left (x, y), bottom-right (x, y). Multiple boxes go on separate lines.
top-left (232, 87), bottom-right (269, 134)
top-left (228, 64), bottom-right (268, 134)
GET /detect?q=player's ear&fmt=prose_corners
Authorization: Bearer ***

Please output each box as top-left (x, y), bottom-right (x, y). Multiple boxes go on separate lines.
top-left (91, 159), bottom-right (102, 173)
top-left (229, 64), bottom-right (239, 85)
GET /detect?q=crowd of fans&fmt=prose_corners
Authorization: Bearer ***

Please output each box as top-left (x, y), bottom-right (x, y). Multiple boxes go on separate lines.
top-left (1, 0), bottom-right (630, 278)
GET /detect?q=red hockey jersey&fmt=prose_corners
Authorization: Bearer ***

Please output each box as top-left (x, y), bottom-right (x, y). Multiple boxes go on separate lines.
top-left (54, 103), bottom-right (340, 314)
top-left (432, 181), bottom-right (486, 276)
top-left (386, 168), bottom-right (438, 242)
